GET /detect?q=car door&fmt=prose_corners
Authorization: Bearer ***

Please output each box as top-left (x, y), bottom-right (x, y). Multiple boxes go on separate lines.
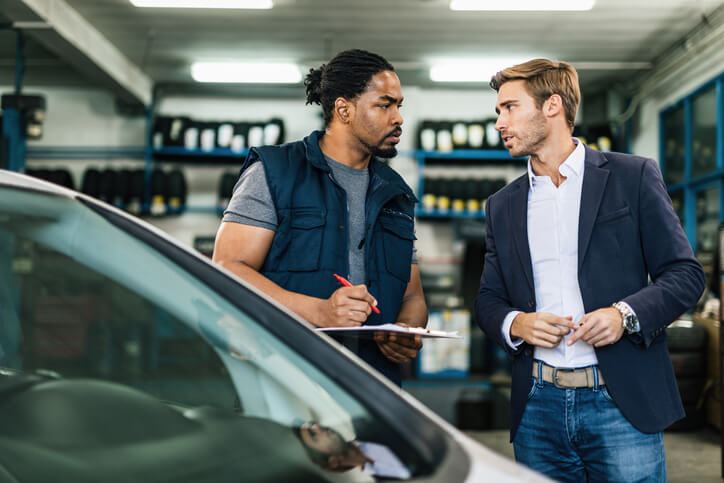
top-left (0, 171), bottom-right (547, 482)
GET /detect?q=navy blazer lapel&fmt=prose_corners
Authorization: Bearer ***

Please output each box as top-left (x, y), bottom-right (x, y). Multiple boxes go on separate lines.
top-left (578, 147), bottom-right (610, 273)
top-left (508, 176), bottom-right (534, 292)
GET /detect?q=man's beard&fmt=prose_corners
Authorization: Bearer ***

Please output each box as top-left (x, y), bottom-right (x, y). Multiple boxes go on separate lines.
top-left (369, 128), bottom-right (402, 159)
top-left (373, 145), bottom-right (398, 158)
top-left (509, 112), bottom-right (547, 158)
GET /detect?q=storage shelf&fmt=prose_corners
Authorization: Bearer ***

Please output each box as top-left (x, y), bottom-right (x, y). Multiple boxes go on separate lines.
top-left (136, 205), bottom-right (223, 217)
top-left (184, 206), bottom-right (224, 215)
top-left (151, 147), bottom-right (518, 161)
top-left (153, 146), bottom-right (249, 157)
top-left (26, 146), bottom-right (146, 160)
top-left (415, 149), bottom-right (521, 221)
top-left (151, 147), bottom-right (249, 165)
top-left (415, 149), bottom-right (521, 161)
top-left (416, 208), bottom-right (485, 220)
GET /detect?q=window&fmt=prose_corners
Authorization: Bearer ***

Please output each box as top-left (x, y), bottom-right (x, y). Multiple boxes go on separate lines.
top-left (692, 85), bottom-right (717, 178)
top-left (663, 104), bottom-right (685, 185)
top-left (670, 189), bottom-right (685, 226)
top-left (0, 184), bottom-right (421, 481)
top-left (661, 76), bottom-right (723, 281)
top-left (695, 185), bottom-right (719, 285)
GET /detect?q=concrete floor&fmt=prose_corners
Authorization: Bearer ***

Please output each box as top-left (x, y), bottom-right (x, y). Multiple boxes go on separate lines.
top-left (465, 427), bottom-right (723, 482)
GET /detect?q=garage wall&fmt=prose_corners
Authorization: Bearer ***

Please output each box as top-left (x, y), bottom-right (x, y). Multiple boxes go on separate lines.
top-left (154, 87), bottom-right (513, 254)
top-left (631, 33), bottom-right (724, 160)
top-left (3, 86), bottom-right (146, 147)
top-left (1, 85), bottom-right (148, 213)
top-left (6, 84), bottom-right (518, 257)
top-left (156, 86), bottom-right (501, 153)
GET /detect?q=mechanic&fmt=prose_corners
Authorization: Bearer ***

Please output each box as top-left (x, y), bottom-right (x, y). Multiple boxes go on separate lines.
top-left (213, 49), bottom-right (428, 385)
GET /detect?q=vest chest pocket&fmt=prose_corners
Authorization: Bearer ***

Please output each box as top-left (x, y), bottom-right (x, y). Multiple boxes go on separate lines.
top-left (283, 208), bottom-right (325, 271)
top-left (378, 214), bottom-right (416, 283)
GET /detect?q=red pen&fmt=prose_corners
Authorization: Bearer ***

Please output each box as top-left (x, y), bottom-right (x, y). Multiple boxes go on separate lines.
top-left (333, 273), bottom-right (381, 314)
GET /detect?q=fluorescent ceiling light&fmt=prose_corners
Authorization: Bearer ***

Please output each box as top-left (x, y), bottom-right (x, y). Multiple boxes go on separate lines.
top-left (430, 60), bottom-right (524, 83)
top-left (130, 0), bottom-right (272, 8)
top-left (450, 0), bottom-right (594, 11)
top-left (191, 62), bottom-right (301, 83)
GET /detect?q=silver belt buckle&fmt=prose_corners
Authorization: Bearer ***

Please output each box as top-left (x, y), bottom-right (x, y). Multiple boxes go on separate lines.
top-left (552, 367), bottom-right (573, 389)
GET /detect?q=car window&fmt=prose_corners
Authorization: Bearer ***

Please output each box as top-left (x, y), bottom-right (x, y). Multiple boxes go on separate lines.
top-left (0, 185), bottom-right (422, 482)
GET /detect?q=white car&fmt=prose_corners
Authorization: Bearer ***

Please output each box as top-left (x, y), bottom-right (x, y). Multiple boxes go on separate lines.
top-left (0, 170), bottom-right (548, 482)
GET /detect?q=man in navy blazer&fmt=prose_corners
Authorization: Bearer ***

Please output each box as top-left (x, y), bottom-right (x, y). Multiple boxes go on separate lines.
top-left (475, 59), bottom-right (704, 482)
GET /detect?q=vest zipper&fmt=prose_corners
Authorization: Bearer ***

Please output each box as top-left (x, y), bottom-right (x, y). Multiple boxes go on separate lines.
top-left (328, 171), bottom-right (351, 278)
top-left (358, 224), bottom-right (371, 249)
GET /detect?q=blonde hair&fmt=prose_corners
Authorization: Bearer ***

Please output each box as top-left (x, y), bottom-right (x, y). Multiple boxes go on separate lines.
top-left (490, 59), bottom-right (580, 131)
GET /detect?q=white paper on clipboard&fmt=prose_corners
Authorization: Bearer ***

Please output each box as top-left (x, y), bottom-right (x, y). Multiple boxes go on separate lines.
top-left (317, 323), bottom-right (461, 339)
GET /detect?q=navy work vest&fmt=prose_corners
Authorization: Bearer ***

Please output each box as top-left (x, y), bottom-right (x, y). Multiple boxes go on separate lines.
top-left (239, 130), bottom-right (417, 384)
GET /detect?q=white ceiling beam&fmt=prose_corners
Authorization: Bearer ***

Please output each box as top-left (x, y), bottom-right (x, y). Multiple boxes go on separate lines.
top-left (0, 0), bottom-right (152, 106)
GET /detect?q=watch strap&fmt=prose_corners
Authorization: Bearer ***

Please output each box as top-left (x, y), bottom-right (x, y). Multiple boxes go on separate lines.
top-left (612, 301), bottom-right (640, 334)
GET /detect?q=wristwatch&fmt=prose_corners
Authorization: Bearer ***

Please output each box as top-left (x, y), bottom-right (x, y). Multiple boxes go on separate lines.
top-left (612, 301), bottom-right (640, 334)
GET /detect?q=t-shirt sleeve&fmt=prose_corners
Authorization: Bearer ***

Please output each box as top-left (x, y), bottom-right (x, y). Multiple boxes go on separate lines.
top-left (222, 161), bottom-right (278, 231)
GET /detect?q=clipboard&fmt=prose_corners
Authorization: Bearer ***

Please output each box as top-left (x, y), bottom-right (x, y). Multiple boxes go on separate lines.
top-left (317, 323), bottom-right (461, 339)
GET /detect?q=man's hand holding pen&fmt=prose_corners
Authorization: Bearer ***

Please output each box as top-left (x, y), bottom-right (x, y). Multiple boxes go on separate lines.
top-left (314, 284), bottom-right (378, 327)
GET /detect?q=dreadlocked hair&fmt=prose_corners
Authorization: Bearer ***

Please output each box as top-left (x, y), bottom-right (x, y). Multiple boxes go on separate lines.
top-left (304, 49), bottom-right (394, 126)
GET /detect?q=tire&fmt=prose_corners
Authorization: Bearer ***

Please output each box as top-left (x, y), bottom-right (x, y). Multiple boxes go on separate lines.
top-left (81, 168), bottom-right (101, 198)
top-left (666, 320), bottom-right (707, 351)
top-left (669, 352), bottom-right (706, 377)
top-left (667, 403), bottom-right (705, 431)
top-left (676, 377), bottom-right (707, 405)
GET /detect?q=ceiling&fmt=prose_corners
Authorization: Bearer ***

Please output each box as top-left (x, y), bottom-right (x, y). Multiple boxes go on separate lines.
top-left (1, 0), bottom-right (723, 101)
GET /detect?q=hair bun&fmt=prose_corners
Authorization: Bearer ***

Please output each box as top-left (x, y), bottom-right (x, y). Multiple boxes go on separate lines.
top-left (304, 66), bottom-right (324, 105)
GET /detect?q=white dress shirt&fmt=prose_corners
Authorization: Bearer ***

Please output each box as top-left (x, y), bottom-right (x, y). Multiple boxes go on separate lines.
top-left (501, 139), bottom-right (598, 368)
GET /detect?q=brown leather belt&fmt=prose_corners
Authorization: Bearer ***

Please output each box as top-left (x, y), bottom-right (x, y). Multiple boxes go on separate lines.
top-left (532, 360), bottom-right (605, 388)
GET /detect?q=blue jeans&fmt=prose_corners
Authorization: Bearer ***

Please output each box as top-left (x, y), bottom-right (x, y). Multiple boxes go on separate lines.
top-left (513, 376), bottom-right (666, 482)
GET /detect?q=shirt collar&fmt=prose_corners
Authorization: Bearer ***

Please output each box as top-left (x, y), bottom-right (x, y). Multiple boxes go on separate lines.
top-left (527, 138), bottom-right (585, 190)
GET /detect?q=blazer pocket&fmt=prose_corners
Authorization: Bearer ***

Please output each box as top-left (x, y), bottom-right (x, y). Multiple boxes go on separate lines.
top-left (596, 205), bottom-right (631, 225)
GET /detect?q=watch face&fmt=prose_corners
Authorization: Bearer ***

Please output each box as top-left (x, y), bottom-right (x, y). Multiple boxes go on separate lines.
top-left (624, 315), bottom-right (637, 332)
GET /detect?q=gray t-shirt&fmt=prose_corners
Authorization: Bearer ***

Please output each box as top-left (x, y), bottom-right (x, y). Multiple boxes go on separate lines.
top-left (223, 157), bottom-right (416, 285)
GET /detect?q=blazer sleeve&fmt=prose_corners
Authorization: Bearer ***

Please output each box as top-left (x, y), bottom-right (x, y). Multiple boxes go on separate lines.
top-left (475, 194), bottom-right (525, 354)
top-left (622, 158), bottom-right (705, 347)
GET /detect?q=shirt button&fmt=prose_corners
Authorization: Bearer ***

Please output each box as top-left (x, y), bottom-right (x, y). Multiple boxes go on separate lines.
top-left (524, 349), bottom-right (532, 356)
top-left (528, 300), bottom-right (534, 308)
top-left (338, 225), bottom-right (344, 231)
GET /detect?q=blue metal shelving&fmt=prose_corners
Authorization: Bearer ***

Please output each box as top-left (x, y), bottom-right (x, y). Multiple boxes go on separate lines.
top-left (414, 149), bottom-right (521, 221)
top-left (415, 208), bottom-right (485, 220)
top-left (414, 149), bottom-right (516, 160)
top-left (152, 146), bottom-right (249, 158)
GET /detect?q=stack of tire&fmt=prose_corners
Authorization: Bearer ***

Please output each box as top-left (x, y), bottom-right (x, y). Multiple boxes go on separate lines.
top-left (81, 168), bottom-right (145, 214)
top-left (80, 167), bottom-right (187, 217)
top-left (572, 124), bottom-right (617, 152)
top-left (152, 116), bottom-right (285, 152)
top-left (217, 172), bottom-right (238, 214)
top-left (421, 177), bottom-right (506, 213)
top-left (417, 119), bottom-right (502, 152)
top-left (150, 168), bottom-right (187, 216)
top-left (25, 168), bottom-right (75, 189)
top-left (666, 319), bottom-right (708, 430)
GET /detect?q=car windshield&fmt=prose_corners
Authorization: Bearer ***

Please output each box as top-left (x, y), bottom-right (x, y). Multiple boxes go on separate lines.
top-left (0, 183), bottom-right (421, 482)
